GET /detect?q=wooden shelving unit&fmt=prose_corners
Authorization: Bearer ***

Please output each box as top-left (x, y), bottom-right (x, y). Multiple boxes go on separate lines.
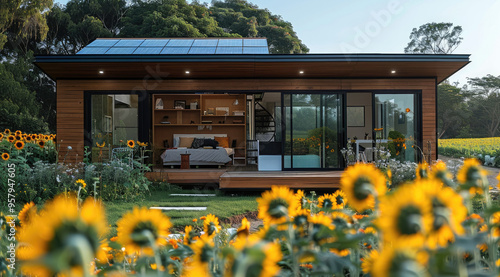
top-left (152, 94), bottom-right (247, 165)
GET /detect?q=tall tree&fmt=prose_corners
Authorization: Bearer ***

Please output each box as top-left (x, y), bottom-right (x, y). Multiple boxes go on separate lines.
top-left (404, 22), bottom-right (463, 54)
top-left (437, 83), bottom-right (468, 139)
top-left (466, 75), bottom-right (500, 137)
top-left (0, 0), bottom-right (53, 51)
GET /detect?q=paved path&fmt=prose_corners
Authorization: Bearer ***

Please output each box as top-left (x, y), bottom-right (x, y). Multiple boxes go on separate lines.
top-left (438, 155), bottom-right (499, 187)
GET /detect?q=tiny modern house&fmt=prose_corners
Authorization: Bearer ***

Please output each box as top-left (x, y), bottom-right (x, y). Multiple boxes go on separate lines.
top-left (35, 38), bottom-right (469, 187)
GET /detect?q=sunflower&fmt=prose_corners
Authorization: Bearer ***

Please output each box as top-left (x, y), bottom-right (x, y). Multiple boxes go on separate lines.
top-left (237, 217), bottom-right (250, 238)
top-left (309, 213), bottom-right (333, 228)
top-left (362, 249), bottom-right (379, 273)
top-left (96, 141), bottom-right (105, 148)
top-left (430, 161), bottom-right (454, 186)
top-left (15, 140), bottom-right (25, 150)
top-left (331, 211), bottom-right (353, 229)
top-left (17, 195), bottom-right (107, 277)
top-left (293, 209), bottom-right (311, 236)
top-left (0, 133), bottom-right (3, 140)
top-left (457, 159), bottom-right (488, 193)
top-left (377, 184), bottom-right (432, 248)
top-left (317, 193), bottom-right (336, 210)
top-left (340, 163), bottom-right (387, 212)
top-left (224, 239), bottom-right (282, 277)
top-left (137, 141), bottom-right (148, 147)
top-left (18, 202), bottom-right (37, 226)
top-left (7, 135), bottom-right (15, 142)
top-left (1, 153), bottom-right (9, 161)
top-left (15, 130), bottom-right (21, 136)
top-left (75, 179), bottom-right (87, 189)
top-left (416, 162), bottom-right (429, 179)
top-left (185, 234), bottom-right (215, 276)
top-left (37, 140), bottom-right (46, 149)
top-left (332, 190), bottom-right (347, 209)
top-left (203, 214), bottom-right (221, 237)
top-left (371, 247), bottom-right (429, 277)
top-left (490, 212), bottom-right (500, 237)
top-left (417, 179), bottom-right (467, 248)
top-left (127, 140), bottom-right (135, 148)
top-left (4, 129), bottom-right (11, 135)
top-left (183, 225), bottom-right (199, 245)
top-left (15, 134), bottom-right (22, 141)
top-left (257, 186), bottom-right (298, 226)
top-left (117, 207), bottom-right (172, 254)
top-left (294, 189), bottom-right (308, 211)
top-left (25, 135), bottom-right (32, 142)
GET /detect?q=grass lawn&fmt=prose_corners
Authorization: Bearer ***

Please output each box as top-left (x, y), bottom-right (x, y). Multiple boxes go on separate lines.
top-left (104, 188), bottom-right (258, 237)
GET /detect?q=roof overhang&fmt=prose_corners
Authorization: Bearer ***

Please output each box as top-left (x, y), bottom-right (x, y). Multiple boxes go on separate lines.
top-left (34, 53), bottom-right (470, 83)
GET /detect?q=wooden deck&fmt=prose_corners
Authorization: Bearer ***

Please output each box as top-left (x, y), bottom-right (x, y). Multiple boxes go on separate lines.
top-left (219, 171), bottom-right (342, 189)
top-left (146, 169), bottom-right (225, 184)
top-left (146, 168), bottom-right (343, 189)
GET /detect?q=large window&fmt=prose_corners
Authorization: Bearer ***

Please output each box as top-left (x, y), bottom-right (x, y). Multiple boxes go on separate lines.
top-left (374, 93), bottom-right (419, 162)
top-left (284, 93), bottom-right (343, 169)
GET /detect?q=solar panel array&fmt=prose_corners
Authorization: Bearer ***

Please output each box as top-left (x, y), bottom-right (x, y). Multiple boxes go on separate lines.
top-left (77, 38), bottom-right (269, 55)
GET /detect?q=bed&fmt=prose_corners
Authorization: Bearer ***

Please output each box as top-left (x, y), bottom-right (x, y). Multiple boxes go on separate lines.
top-left (160, 134), bottom-right (233, 166)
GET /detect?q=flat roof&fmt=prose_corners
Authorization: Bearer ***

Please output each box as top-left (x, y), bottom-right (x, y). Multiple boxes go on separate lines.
top-left (35, 46), bottom-right (470, 83)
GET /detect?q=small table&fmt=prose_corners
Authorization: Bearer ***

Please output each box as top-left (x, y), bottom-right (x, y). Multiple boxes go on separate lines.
top-left (354, 139), bottom-right (388, 161)
top-left (180, 153), bottom-right (191, 169)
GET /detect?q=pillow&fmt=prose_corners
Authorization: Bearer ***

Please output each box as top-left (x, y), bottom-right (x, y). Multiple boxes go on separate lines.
top-left (191, 138), bottom-right (205, 149)
top-left (214, 136), bottom-right (229, 148)
top-left (179, 137), bottom-right (195, 148)
top-left (202, 139), bottom-right (219, 149)
top-left (173, 137), bottom-right (180, 148)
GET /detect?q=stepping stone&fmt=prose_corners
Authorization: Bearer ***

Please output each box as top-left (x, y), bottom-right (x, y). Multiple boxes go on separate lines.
top-left (150, 207), bottom-right (207, 211)
top-left (169, 194), bottom-right (216, 197)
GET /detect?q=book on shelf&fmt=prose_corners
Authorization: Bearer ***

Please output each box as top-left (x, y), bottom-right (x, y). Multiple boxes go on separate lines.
top-left (160, 121), bottom-right (171, 124)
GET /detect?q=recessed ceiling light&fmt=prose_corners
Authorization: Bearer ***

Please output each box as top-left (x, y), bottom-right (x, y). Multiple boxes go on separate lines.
top-left (98, 70), bottom-right (104, 74)
top-left (299, 71), bottom-right (304, 74)
top-left (185, 71), bottom-right (190, 74)
top-left (391, 70), bottom-right (396, 74)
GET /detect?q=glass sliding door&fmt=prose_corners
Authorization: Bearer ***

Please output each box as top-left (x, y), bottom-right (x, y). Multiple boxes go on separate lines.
top-left (374, 93), bottom-right (419, 162)
top-left (284, 93), bottom-right (343, 169)
top-left (90, 94), bottom-right (139, 161)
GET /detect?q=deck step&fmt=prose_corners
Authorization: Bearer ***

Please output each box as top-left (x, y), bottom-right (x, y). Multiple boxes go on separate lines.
top-left (150, 207), bottom-right (207, 211)
top-left (169, 194), bottom-right (216, 197)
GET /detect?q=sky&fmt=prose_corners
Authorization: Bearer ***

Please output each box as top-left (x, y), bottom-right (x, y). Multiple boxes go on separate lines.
top-left (56, 0), bottom-right (500, 85)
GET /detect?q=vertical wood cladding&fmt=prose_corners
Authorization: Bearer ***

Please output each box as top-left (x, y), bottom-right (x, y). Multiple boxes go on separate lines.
top-left (57, 79), bottom-right (436, 163)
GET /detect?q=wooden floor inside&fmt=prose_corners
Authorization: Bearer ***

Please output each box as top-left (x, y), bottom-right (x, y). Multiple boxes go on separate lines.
top-left (147, 167), bottom-right (342, 189)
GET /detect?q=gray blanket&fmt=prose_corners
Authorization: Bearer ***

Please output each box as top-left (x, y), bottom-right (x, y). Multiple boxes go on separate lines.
top-left (161, 148), bottom-right (231, 164)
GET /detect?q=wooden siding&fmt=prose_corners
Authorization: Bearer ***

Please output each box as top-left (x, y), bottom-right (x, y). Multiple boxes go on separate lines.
top-left (57, 78), bottom-right (436, 163)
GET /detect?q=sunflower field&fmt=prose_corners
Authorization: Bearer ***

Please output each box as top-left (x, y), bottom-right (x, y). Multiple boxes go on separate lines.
top-left (439, 137), bottom-right (500, 167)
top-left (2, 159), bottom-right (500, 276)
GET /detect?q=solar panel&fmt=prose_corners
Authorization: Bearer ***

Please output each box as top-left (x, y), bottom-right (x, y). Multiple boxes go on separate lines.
top-left (166, 39), bottom-right (194, 47)
top-left (192, 39), bottom-right (218, 47)
top-left (243, 39), bottom-right (268, 47)
top-left (114, 39), bottom-right (145, 47)
top-left (188, 47), bottom-right (216, 54)
top-left (161, 47), bottom-right (191, 54)
top-left (86, 39), bottom-right (119, 47)
top-left (132, 47), bottom-right (164, 54)
top-left (105, 47), bottom-right (138, 54)
top-left (140, 39), bottom-right (170, 47)
top-left (217, 39), bottom-right (243, 47)
top-left (215, 47), bottom-right (243, 54)
top-left (76, 47), bottom-right (111, 54)
top-left (243, 47), bottom-right (269, 54)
